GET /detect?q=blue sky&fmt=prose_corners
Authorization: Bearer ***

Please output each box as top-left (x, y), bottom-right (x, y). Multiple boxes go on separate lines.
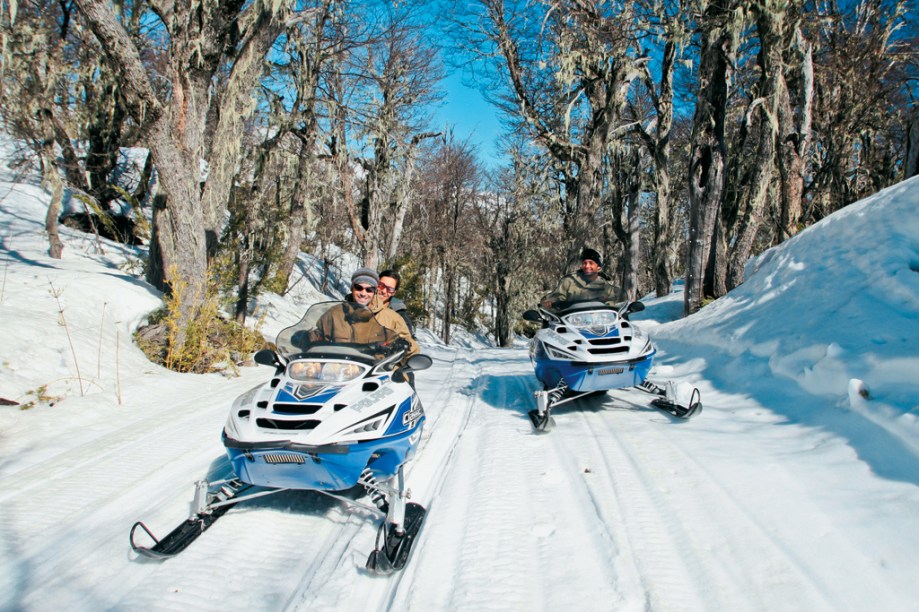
top-left (430, 70), bottom-right (504, 169)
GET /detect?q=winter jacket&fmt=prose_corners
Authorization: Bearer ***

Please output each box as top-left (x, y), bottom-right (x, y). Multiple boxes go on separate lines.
top-left (369, 294), bottom-right (419, 358)
top-left (541, 270), bottom-right (626, 308)
top-left (388, 297), bottom-right (415, 337)
top-left (314, 300), bottom-right (419, 359)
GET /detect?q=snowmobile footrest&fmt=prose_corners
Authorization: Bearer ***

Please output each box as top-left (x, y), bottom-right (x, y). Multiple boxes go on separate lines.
top-left (366, 502), bottom-right (426, 574)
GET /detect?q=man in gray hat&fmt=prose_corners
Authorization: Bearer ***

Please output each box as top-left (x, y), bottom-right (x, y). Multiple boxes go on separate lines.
top-left (313, 267), bottom-right (418, 359)
top-left (540, 248), bottom-right (625, 309)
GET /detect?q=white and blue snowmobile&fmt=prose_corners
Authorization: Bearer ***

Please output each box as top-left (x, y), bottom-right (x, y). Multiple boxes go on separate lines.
top-left (522, 300), bottom-right (702, 431)
top-left (130, 301), bottom-right (432, 574)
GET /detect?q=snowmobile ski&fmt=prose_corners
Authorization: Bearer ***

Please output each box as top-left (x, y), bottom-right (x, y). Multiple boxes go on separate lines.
top-left (130, 479), bottom-right (252, 559)
top-left (528, 408), bottom-right (555, 432)
top-left (130, 505), bottom-right (234, 559)
top-left (366, 502), bottom-right (427, 574)
top-left (636, 380), bottom-right (703, 419)
top-left (130, 479), bottom-right (251, 559)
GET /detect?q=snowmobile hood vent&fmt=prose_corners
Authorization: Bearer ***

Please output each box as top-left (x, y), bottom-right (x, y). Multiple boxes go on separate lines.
top-left (272, 403), bottom-right (322, 415)
top-left (256, 418), bottom-right (320, 431)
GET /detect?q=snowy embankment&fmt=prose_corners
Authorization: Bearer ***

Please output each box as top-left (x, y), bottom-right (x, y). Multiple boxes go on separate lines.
top-left (2, 138), bottom-right (919, 611)
top-left (640, 177), bottom-right (919, 473)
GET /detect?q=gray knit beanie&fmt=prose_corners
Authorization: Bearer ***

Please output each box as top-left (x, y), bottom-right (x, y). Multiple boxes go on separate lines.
top-left (351, 267), bottom-right (379, 288)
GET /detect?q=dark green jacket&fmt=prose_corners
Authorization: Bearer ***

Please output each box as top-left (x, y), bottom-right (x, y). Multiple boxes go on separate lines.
top-left (541, 270), bottom-right (625, 308)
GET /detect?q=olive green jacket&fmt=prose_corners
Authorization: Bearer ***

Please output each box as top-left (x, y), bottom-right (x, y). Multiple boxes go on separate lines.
top-left (541, 270), bottom-right (626, 308)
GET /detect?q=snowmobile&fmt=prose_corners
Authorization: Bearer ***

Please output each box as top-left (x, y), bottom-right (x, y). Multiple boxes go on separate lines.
top-left (522, 300), bottom-right (701, 431)
top-left (130, 301), bottom-right (432, 574)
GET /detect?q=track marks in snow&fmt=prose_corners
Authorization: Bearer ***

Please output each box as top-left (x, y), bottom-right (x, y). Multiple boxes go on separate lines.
top-left (392, 350), bottom-right (624, 611)
top-left (0, 373), bottom-right (265, 610)
top-left (589, 388), bottom-right (848, 611)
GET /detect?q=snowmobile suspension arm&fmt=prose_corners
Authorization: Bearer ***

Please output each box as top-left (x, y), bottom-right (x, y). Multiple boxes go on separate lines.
top-left (205, 487), bottom-right (289, 511)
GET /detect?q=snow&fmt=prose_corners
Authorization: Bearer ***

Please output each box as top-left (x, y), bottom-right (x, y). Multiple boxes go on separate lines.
top-left (2, 134), bottom-right (919, 611)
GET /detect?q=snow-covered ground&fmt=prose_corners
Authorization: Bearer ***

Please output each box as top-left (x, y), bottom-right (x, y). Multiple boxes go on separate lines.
top-left (2, 136), bottom-right (919, 611)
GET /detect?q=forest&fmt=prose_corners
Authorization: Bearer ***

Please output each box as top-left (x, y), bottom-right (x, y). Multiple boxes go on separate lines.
top-left (1, 0), bottom-right (917, 364)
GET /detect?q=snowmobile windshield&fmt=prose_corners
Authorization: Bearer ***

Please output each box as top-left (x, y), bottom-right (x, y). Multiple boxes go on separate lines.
top-left (274, 301), bottom-right (408, 363)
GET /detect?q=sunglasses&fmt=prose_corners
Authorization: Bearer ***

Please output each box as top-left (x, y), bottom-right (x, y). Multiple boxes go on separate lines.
top-left (378, 284), bottom-right (397, 294)
top-left (352, 284), bottom-right (376, 293)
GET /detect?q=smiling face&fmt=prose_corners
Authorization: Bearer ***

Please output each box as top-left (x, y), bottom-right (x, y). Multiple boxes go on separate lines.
top-left (351, 283), bottom-right (376, 306)
top-left (581, 258), bottom-right (600, 277)
top-left (378, 276), bottom-right (398, 303)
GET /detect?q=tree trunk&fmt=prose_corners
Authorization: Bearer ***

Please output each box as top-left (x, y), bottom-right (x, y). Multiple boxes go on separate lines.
top-left (40, 152), bottom-right (65, 260)
top-left (724, 4), bottom-right (786, 289)
top-left (685, 5), bottom-right (735, 315)
top-left (776, 16), bottom-right (813, 241)
top-left (199, 9), bottom-right (285, 253)
top-left (235, 243), bottom-right (250, 324)
top-left (274, 146), bottom-right (317, 290)
top-left (907, 112), bottom-right (919, 179)
top-left (650, 40), bottom-right (676, 298)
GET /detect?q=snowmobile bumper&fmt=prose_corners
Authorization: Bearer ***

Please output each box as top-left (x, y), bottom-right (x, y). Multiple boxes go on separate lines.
top-left (222, 421), bottom-right (423, 491)
top-left (538, 353), bottom-right (654, 393)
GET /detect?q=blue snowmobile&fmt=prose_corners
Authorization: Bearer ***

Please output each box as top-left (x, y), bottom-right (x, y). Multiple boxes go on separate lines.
top-left (130, 301), bottom-right (432, 573)
top-left (522, 300), bottom-right (701, 431)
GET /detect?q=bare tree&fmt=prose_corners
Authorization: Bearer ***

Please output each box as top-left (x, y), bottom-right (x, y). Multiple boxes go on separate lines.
top-left (806, 0), bottom-right (915, 220)
top-left (454, 0), bottom-right (646, 269)
top-left (329, 1), bottom-right (443, 268)
top-left (415, 138), bottom-right (482, 343)
top-left (0, 1), bottom-right (140, 257)
top-left (631, 0), bottom-right (692, 297)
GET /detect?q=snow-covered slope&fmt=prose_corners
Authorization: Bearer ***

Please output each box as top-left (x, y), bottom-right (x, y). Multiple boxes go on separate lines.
top-left (2, 138), bottom-right (918, 611)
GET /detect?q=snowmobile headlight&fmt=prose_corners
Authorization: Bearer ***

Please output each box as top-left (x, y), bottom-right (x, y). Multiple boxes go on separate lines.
top-left (287, 360), bottom-right (368, 383)
top-left (320, 362), bottom-right (366, 382)
top-left (563, 311), bottom-right (619, 336)
top-left (547, 346), bottom-right (576, 360)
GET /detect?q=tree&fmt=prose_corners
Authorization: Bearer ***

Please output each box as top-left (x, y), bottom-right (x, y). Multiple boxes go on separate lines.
top-left (73, 0), bottom-right (289, 351)
top-left (455, 0), bottom-right (647, 269)
top-left (0, 1), bottom-right (140, 257)
top-left (414, 137), bottom-right (482, 343)
top-left (631, 0), bottom-right (692, 297)
top-left (329, 1), bottom-right (442, 268)
top-left (685, 1), bottom-right (742, 315)
top-left (806, 0), bottom-right (914, 220)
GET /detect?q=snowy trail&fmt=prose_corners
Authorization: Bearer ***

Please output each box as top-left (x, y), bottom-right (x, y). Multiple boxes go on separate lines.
top-left (4, 341), bottom-right (919, 611)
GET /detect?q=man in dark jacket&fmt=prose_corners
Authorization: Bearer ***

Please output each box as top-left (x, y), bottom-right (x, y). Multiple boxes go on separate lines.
top-left (540, 248), bottom-right (626, 309)
top-left (378, 269), bottom-right (415, 337)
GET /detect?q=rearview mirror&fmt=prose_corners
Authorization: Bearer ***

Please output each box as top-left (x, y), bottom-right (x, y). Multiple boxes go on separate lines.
top-left (627, 301), bottom-right (645, 314)
top-left (522, 309), bottom-right (543, 322)
top-left (405, 354), bottom-right (433, 372)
